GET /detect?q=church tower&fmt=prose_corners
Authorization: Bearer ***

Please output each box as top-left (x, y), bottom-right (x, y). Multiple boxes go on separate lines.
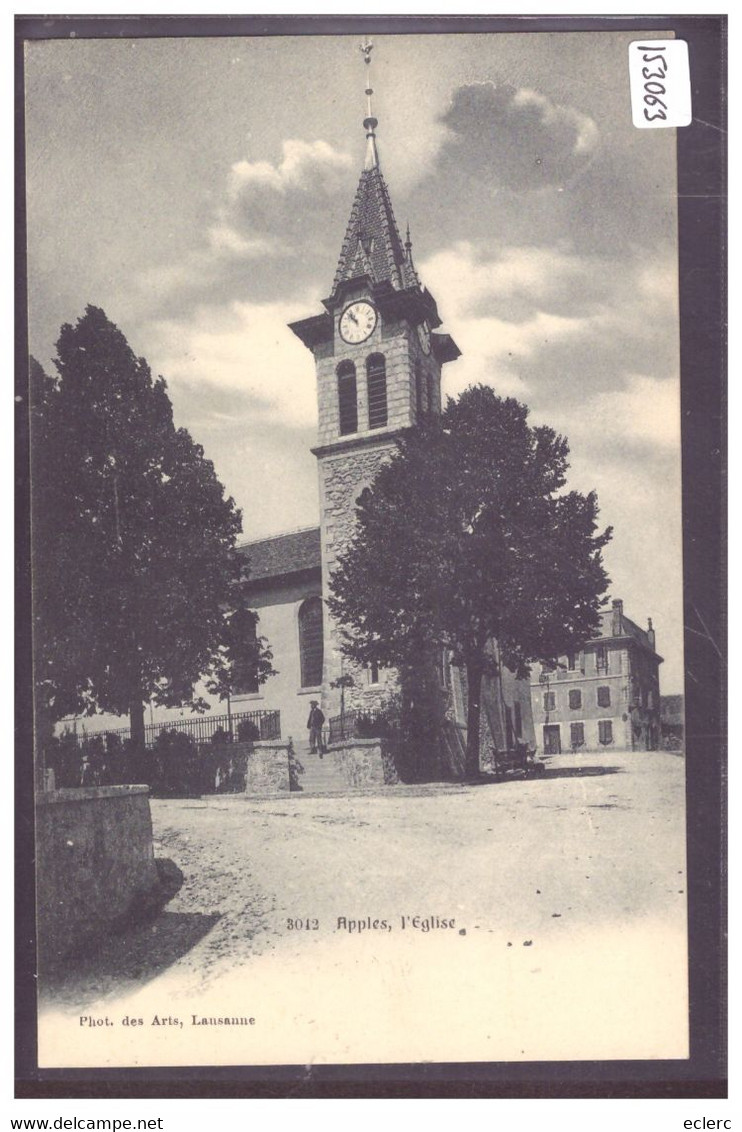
top-left (289, 42), bottom-right (460, 718)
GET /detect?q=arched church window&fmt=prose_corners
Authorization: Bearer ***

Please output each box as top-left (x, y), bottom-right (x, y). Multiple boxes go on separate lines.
top-left (233, 614), bottom-right (259, 696)
top-left (366, 354), bottom-right (388, 429)
top-left (356, 485), bottom-right (372, 511)
top-left (299, 597), bottom-right (324, 688)
top-left (337, 361), bottom-right (358, 435)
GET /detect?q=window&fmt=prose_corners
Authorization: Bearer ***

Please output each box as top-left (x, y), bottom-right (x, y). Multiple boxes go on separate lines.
top-left (298, 597), bottom-right (323, 688)
top-left (366, 354), bottom-right (388, 429)
top-left (598, 719), bottom-right (614, 746)
top-left (597, 685), bottom-right (611, 708)
top-left (544, 691), bottom-right (555, 712)
top-left (570, 722), bottom-right (585, 749)
top-left (566, 652), bottom-right (577, 671)
top-left (337, 362), bottom-right (357, 435)
top-left (513, 701), bottom-right (522, 738)
top-left (426, 370), bottom-right (434, 414)
top-left (568, 689), bottom-right (582, 710)
top-left (596, 645), bottom-right (609, 673)
top-left (367, 661), bottom-right (379, 685)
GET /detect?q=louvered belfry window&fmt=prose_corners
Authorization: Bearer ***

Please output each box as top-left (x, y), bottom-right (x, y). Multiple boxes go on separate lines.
top-left (337, 361), bottom-right (358, 435)
top-left (299, 597), bottom-right (323, 688)
top-left (366, 354), bottom-right (388, 429)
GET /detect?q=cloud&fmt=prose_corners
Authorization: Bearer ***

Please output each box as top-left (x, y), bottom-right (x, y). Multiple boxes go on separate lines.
top-left (221, 139), bottom-right (352, 270)
top-left (132, 138), bottom-right (353, 319)
top-left (439, 82), bottom-right (599, 192)
top-left (142, 297), bottom-right (318, 430)
top-left (423, 241), bottom-right (679, 414)
top-left (206, 225), bottom-right (283, 259)
top-left (228, 139), bottom-right (351, 198)
top-left (546, 373), bottom-right (681, 458)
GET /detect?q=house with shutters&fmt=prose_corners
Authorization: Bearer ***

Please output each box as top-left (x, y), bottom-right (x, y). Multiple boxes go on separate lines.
top-left (529, 598), bottom-right (663, 754)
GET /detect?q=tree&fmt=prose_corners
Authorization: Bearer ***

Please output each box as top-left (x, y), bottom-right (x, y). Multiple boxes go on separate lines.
top-left (205, 603), bottom-right (276, 711)
top-left (328, 385), bottom-right (612, 779)
top-left (31, 305), bottom-right (270, 747)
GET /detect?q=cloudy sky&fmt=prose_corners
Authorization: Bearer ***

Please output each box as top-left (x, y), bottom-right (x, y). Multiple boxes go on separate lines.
top-left (24, 28), bottom-right (684, 692)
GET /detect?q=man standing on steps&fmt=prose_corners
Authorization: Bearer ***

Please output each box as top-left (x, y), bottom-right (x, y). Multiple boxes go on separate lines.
top-left (307, 701), bottom-right (326, 757)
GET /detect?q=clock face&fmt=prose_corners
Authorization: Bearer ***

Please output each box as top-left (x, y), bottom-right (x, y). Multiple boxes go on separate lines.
top-left (417, 320), bottom-right (432, 354)
top-left (339, 301), bottom-right (377, 344)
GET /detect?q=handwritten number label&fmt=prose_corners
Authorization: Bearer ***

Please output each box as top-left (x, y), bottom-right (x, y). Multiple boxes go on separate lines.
top-left (629, 40), bottom-right (692, 128)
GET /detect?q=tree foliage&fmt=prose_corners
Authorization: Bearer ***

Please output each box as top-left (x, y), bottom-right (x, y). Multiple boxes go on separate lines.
top-left (31, 305), bottom-right (270, 744)
top-left (205, 603), bottom-right (276, 703)
top-left (328, 385), bottom-right (612, 777)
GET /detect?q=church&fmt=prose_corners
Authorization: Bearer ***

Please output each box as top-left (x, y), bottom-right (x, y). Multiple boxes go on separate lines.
top-left (231, 45), bottom-right (535, 769)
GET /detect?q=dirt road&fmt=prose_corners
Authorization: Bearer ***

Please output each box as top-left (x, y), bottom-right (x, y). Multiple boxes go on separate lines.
top-left (39, 750), bottom-right (688, 1067)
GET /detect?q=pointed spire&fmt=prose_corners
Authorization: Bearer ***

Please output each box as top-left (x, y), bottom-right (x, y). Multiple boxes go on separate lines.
top-left (405, 221), bottom-right (414, 265)
top-left (360, 39), bottom-right (379, 171)
top-left (329, 41), bottom-right (420, 300)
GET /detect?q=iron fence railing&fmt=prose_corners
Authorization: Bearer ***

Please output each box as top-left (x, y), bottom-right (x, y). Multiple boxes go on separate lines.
top-left (327, 707), bottom-right (396, 744)
top-left (65, 708), bottom-right (281, 750)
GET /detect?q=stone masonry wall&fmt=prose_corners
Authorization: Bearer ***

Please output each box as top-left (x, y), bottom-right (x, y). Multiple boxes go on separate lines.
top-left (328, 737), bottom-right (400, 787)
top-left (318, 440), bottom-right (400, 719)
top-left (244, 740), bottom-right (292, 794)
top-left (316, 310), bottom-right (415, 447)
top-left (35, 785), bottom-right (160, 968)
top-left (313, 304), bottom-right (443, 722)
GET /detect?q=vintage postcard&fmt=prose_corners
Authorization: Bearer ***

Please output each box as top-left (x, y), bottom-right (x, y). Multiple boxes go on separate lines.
top-left (18, 17), bottom-right (725, 1088)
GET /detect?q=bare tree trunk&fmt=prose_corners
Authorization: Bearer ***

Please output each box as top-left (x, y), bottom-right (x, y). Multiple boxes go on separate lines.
top-left (129, 697), bottom-right (146, 749)
top-left (465, 658), bottom-right (484, 780)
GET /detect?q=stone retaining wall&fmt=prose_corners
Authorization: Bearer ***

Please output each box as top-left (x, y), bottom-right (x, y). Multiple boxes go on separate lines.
top-left (244, 740), bottom-right (292, 794)
top-left (35, 785), bottom-right (160, 968)
top-left (328, 737), bottom-right (400, 787)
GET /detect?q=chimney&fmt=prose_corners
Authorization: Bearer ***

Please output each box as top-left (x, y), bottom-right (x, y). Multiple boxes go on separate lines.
top-left (612, 598), bottom-right (623, 637)
top-left (647, 616), bottom-right (656, 650)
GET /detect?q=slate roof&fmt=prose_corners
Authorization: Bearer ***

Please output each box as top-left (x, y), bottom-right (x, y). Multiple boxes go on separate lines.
top-left (620, 614), bottom-right (655, 651)
top-left (596, 607), bottom-right (660, 656)
top-left (237, 527), bottom-right (321, 583)
top-left (331, 166), bottom-right (419, 299)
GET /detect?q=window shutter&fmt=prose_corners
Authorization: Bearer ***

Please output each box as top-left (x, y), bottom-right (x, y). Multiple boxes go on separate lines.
top-left (299, 598), bottom-right (324, 688)
top-left (367, 354), bottom-right (388, 429)
top-left (337, 362), bottom-right (358, 435)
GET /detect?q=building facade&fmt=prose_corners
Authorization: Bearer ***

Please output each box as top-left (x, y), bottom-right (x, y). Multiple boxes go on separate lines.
top-left (529, 599), bottom-right (662, 755)
top-left (230, 73), bottom-right (535, 764)
top-left (287, 95), bottom-right (459, 726)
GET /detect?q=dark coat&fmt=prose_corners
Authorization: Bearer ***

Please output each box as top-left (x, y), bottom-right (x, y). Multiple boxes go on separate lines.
top-left (307, 706), bottom-right (325, 729)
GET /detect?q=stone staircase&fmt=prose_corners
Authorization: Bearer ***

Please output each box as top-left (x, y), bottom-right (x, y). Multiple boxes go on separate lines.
top-left (292, 740), bottom-right (349, 795)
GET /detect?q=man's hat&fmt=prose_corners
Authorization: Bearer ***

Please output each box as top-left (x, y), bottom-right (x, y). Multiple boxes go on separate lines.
top-left (310, 699), bottom-right (318, 705)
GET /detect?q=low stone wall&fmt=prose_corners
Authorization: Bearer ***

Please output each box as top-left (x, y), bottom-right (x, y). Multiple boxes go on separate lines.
top-left (244, 739), bottom-right (292, 794)
top-left (35, 785), bottom-right (160, 968)
top-left (328, 737), bottom-right (400, 787)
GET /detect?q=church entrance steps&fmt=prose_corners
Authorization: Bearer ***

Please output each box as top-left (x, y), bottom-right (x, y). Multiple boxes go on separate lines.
top-left (292, 741), bottom-right (350, 795)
